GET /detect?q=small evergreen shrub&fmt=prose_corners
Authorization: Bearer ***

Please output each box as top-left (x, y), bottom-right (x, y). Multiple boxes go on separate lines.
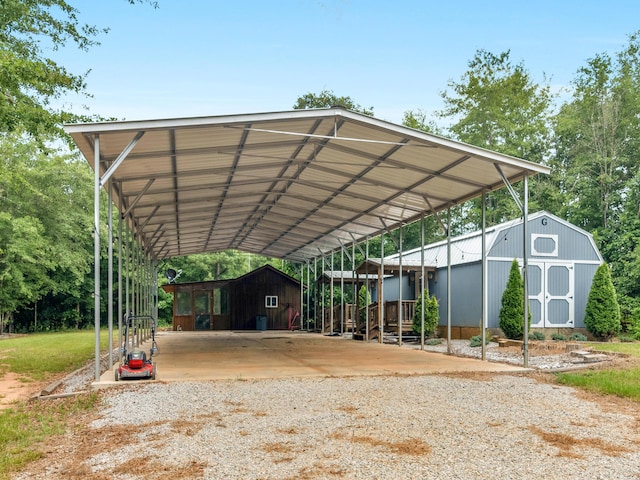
top-left (499, 259), bottom-right (530, 339)
top-left (426, 338), bottom-right (442, 346)
top-left (358, 285), bottom-right (371, 323)
top-left (584, 263), bottom-right (621, 340)
top-left (551, 333), bottom-right (566, 341)
top-left (529, 331), bottom-right (545, 341)
top-left (412, 288), bottom-right (439, 338)
top-left (619, 334), bottom-right (635, 343)
top-left (569, 333), bottom-right (588, 342)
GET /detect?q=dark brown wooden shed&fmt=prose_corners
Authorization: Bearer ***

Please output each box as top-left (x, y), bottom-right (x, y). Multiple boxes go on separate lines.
top-left (161, 265), bottom-right (302, 331)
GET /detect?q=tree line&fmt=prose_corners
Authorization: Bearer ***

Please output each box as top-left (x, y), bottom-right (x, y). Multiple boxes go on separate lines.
top-left (1, 1), bottom-right (639, 333)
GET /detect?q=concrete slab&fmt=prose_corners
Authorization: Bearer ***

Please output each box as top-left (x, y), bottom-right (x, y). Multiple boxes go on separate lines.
top-left (99, 330), bottom-right (527, 386)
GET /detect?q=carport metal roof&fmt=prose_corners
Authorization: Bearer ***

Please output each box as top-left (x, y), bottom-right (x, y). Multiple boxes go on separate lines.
top-left (65, 107), bottom-right (550, 262)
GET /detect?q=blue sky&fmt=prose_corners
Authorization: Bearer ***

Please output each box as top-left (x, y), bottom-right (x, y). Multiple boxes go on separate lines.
top-left (60, 0), bottom-right (640, 125)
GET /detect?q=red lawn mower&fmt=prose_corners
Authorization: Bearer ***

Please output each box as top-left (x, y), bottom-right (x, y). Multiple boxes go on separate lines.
top-left (115, 314), bottom-right (158, 381)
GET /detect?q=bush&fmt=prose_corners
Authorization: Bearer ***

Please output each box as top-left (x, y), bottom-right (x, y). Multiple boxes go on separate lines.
top-left (425, 338), bottom-right (442, 346)
top-left (412, 288), bottom-right (439, 338)
top-left (358, 285), bottom-right (371, 323)
top-left (469, 335), bottom-right (489, 347)
top-left (499, 259), bottom-right (530, 339)
top-left (529, 331), bottom-right (545, 341)
top-left (619, 334), bottom-right (636, 343)
top-left (551, 333), bottom-right (566, 341)
top-left (584, 263), bottom-right (621, 340)
top-left (569, 333), bottom-right (588, 342)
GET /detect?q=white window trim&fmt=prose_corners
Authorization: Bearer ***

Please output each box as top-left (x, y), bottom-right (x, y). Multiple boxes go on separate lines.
top-left (531, 233), bottom-right (558, 257)
top-left (265, 295), bottom-right (278, 308)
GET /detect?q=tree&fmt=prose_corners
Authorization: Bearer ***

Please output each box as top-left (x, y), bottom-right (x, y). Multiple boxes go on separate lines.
top-left (293, 89), bottom-right (374, 116)
top-left (412, 287), bottom-right (439, 338)
top-left (0, 0), bottom-right (157, 140)
top-left (438, 49), bottom-right (554, 230)
top-left (584, 263), bottom-right (621, 340)
top-left (499, 259), bottom-right (529, 339)
top-left (0, 135), bottom-right (94, 332)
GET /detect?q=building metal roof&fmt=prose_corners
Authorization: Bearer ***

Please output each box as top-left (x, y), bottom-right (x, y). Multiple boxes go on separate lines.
top-left (388, 211), bottom-right (599, 267)
top-left (65, 107), bottom-right (550, 263)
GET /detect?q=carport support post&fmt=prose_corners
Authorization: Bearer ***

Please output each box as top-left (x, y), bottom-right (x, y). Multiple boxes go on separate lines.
top-left (117, 195), bottom-right (123, 362)
top-left (523, 173), bottom-right (529, 368)
top-left (107, 182), bottom-right (114, 369)
top-left (379, 232), bottom-right (384, 344)
top-left (321, 255), bottom-right (325, 334)
top-left (481, 192), bottom-right (487, 361)
top-left (93, 135), bottom-right (101, 382)
top-left (340, 245), bottom-right (344, 335)
top-left (365, 237), bottom-right (369, 341)
top-left (398, 225), bottom-right (403, 347)
top-left (447, 207), bottom-right (452, 354)
top-left (352, 242), bottom-right (356, 334)
top-left (420, 215), bottom-right (425, 351)
top-left (330, 251), bottom-right (335, 334)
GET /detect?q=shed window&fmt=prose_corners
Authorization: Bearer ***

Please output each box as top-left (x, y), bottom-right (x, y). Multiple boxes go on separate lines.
top-left (532, 234), bottom-right (558, 257)
top-left (176, 288), bottom-right (192, 315)
top-left (265, 296), bottom-right (278, 308)
top-left (213, 287), bottom-right (228, 315)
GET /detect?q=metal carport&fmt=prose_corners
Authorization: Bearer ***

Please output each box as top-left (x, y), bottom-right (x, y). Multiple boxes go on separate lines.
top-left (64, 106), bottom-right (550, 380)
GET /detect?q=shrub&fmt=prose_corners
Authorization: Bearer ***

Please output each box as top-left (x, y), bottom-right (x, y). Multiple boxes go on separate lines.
top-left (569, 333), bottom-right (588, 342)
top-left (584, 263), bottom-right (621, 340)
top-left (469, 335), bottom-right (485, 347)
top-left (551, 333), bottom-right (566, 341)
top-left (358, 285), bottom-right (371, 323)
top-left (529, 331), bottom-right (545, 341)
top-left (412, 288), bottom-right (439, 338)
top-left (619, 334), bottom-right (635, 343)
top-left (499, 259), bottom-right (530, 339)
top-left (425, 338), bottom-right (442, 346)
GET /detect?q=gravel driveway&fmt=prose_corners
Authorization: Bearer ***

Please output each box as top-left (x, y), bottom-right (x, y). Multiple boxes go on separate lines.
top-left (18, 364), bottom-right (640, 479)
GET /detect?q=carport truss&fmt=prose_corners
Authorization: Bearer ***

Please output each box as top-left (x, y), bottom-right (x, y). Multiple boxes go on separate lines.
top-left (65, 107), bottom-right (550, 380)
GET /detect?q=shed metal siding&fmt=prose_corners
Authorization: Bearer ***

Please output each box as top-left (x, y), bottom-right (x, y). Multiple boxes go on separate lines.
top-left (432, 263), bottom-right (483, 327)
top-left (488, 214), bottom-right (601, 262)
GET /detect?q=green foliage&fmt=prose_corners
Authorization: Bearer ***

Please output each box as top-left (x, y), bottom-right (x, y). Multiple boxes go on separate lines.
top-left (584, 263), bottom-right (621, 340)
top-left (412, 288), bottom-right (439, 337)
top-left (358, 285), bottom-right (371, 322)
top-left (551, 333), bottom-right (566, 341)
top-left (425, 338), bottom-right (442, 346)
top-left (499, 259), bottom-right (529, 339)
top-left (0, 0), bottom-right (104, 139)
top-left (569, 333), bottom-right (588, 342)
top-left (469, 335), bottom-right (489, 347)
top-left (529, 331), bottom-right (546, 341)
top-left (293, 89), bottom-right (374, 116)
top-left (437, 49), bottom-right (554, 230)
top-left (619, 335), bottom-right (636, 343)
top-left (0, 136), bottom-right (94, 332)
top-left (0, 0), bottom-right (157, 140)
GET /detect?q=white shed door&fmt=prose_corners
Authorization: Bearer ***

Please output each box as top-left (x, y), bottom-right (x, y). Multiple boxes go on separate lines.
top-left (528, 262), bottom-right (574, 328)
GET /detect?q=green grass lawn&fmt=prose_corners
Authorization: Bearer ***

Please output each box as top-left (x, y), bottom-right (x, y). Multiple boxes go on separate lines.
top-left (0, 329), bottom-right (113, 382)
top-left (0, 329), bottom-right (112, 479)
top-left (555, 340), bottom-right (640, 401)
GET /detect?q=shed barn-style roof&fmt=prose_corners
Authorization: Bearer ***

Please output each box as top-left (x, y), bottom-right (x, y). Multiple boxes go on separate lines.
top-left (65, 107), bottom-right (549, 262)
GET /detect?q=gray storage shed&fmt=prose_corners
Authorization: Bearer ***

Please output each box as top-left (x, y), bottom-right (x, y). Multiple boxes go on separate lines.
top-left (388, 211), bottom-right (603, 336)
